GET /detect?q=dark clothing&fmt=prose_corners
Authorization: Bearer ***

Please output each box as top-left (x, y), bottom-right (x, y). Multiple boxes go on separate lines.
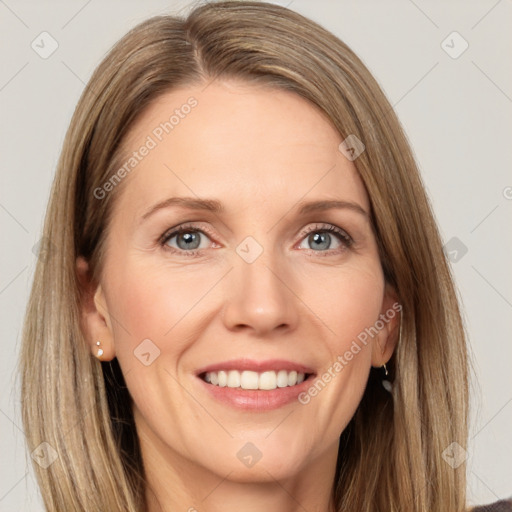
top-left (470, 499), bottom-right (512, 512)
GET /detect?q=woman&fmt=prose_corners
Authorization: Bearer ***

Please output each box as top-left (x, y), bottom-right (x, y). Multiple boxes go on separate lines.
top-left (19, 1), bottom-right (510, 511)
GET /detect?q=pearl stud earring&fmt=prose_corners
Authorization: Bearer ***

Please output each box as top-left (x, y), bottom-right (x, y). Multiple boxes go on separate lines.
top-left (95, 341), bottom-right (104, 358)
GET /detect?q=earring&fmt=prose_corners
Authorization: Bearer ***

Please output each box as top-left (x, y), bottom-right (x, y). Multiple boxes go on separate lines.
top-left (381, 311), bottom-right (402, 393)
top-left (95, 341), bottom-right (104, 358)
top-left (381, 363), bottom-right (392, 392)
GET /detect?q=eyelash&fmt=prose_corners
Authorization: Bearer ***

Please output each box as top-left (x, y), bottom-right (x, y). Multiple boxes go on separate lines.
top-left (158, 222), bottom-right (354, 258)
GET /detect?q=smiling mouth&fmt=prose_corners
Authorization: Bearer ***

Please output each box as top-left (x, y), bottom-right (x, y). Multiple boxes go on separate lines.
top-left (199, 369), bottom-right (315, 391)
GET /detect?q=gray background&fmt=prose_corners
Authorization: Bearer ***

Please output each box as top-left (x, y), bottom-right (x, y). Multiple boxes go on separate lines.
top-left (1, 0), bottom-right (511, 509)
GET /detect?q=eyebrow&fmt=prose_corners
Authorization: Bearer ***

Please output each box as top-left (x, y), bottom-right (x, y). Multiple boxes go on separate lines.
top-left (141, 197), bottom-right (224, 219)
top-left (140, 196), bottom-right (369, 220)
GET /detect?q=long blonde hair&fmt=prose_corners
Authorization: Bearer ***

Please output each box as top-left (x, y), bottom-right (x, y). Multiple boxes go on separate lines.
top-left (20, 1), bottom-right (469, 510)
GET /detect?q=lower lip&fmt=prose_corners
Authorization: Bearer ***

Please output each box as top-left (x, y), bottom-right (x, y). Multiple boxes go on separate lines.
top-left (197, 375), bottom-right (315, 411)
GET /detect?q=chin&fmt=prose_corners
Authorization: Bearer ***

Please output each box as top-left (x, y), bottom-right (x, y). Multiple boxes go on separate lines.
top-left (212, 457), bottom-right (305, 484)
top-left (196, 435), bottom-right (311, 482)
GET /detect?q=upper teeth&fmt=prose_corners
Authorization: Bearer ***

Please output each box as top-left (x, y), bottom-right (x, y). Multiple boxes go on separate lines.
top-left (203, 370), bottom-right (306, 390)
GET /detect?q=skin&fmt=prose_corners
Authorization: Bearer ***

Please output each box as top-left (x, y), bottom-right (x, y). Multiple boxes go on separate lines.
top-left (78, 79), bottom-right (400, 512)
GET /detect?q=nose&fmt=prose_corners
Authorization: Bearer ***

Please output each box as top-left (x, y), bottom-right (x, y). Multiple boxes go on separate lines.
top-left (222, 252), bottom-right (299, 337)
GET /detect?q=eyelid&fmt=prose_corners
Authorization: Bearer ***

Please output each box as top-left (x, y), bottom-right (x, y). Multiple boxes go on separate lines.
top-left (296, 223), bottom-right (353, 246)
top-left (159, 222), bottom-right (218, 246)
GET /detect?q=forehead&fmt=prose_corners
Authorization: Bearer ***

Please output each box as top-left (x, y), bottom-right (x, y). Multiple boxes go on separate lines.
top-left (113, 80), bottom-right (369, 217)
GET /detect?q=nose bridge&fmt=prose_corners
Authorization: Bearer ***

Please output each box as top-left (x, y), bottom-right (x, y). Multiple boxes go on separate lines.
top-left (222, 238), bottom-right (298, 334)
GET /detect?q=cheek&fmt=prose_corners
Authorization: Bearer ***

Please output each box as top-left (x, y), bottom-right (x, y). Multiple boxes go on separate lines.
top-left (102, 260), bottom-right (219, 426)
top-left (303, 260), bottom-right (385, 348)
top-left (103, 259), bottom-right (224, 365)
top-left (296, 262), bottom-right (384, 427)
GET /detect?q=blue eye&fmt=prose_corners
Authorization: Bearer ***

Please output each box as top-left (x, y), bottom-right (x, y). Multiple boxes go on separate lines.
top-left (169, 230), bottom-right (203, 250)
top-left (297, 224), bottom-right (353, 253)
top-left (160, 225), bottom-right (211, 256)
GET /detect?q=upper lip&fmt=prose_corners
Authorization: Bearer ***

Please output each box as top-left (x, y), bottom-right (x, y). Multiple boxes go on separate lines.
top-left (195, 358), bottom-right (316, 376)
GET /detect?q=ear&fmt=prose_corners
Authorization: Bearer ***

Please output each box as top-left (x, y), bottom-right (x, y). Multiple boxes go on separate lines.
top-left (371, 283), bottom-right (401, 368)
top-left (76, 256), bottom-right (115, 361)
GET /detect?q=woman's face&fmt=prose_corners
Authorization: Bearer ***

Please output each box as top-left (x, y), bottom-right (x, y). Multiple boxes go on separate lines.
top-left (83, 80), bottom-right (398, 484)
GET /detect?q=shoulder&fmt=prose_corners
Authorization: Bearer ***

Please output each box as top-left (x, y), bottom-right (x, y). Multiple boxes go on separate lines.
top-left (468, 498), bottom-right (512, 512)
